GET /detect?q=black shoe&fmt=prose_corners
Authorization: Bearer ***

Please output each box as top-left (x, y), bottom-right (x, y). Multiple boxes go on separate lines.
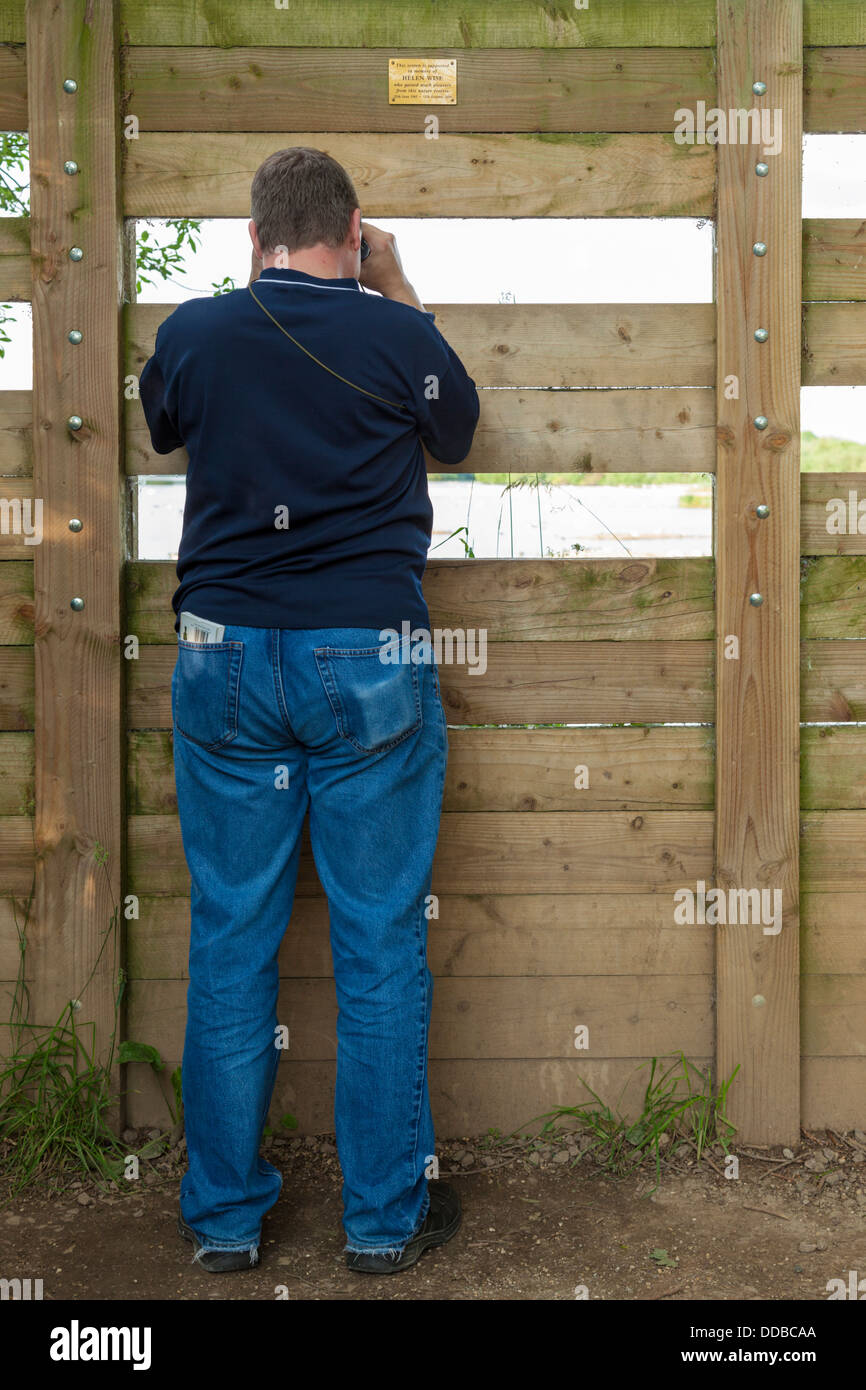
top-left (345, 1180), bottom-right (462, 1274)
top-left (178, 1212), bottom-right (260, 1273)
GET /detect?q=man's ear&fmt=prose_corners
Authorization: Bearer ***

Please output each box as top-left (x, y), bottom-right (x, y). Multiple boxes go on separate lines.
top-left (349, 206), bottom-right (362, 250)
top-left (249, 219), bottom-right (264, 259)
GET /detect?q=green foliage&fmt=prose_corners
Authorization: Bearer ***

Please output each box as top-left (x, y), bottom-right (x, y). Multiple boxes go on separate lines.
top-left (510, 1052), bottom-right (739, 1191)
top-left (0, 842), bottom-right (179, 1196)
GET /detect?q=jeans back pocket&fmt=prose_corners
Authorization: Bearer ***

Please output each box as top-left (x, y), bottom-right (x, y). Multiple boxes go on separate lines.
top-left (314, 640), bottom-right (422, 753)
top-left (173, 640), bottom-right (244, 751)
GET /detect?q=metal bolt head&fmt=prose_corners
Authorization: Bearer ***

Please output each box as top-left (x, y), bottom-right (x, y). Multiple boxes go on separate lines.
top-left (69, 246), bottom-right (83, 261)
top-left (754, 415), bottom-right (769, 430)
top-left (68, 329), bottom-right (83, 345)
top-left (67, 414), bottom-right (83, 431)
top-left (749, 593), bottom-right (764, 607)
top-left (70, 597), bottom-right (85, 611)
top-left (63, 79), bottom-right (78, 93)
top-left (752, 993), bottom-right (766, 1006)
top-left (756, 504), bottom-right (770, 519)
top-left (755, 162), bottom-right (769, 177)
top-left (753, 242), bottom-right (767, 257)
top-left (752, 81), bottom-right (767, 96)
top-left (68, 518), bottom-right (83, 532)
top-left (64, 160), bottom-right (79, 176)
top-left (754, 328), bottom-right (769, 343)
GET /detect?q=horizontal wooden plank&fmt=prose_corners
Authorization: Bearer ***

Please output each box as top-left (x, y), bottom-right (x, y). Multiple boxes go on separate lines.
top-left (0, 816), bottom-right (33, 894)
top-left (802, 1058), bottom-right (866, 1130)
top-left (128, 725), bottom-right (715, 818)
top-left (6, 44), bottom-right (866, 138)
top-left (128, 641), bottom-right (717, 727)
top-left (804, 49), bottom-right (866, 133)
top-left (124, 132), bottom-right (716, 220)
top-left (128, 809), bottom-right (714, 897)
top-left (0, 0), bottom-right (853, 49)
top-left (802, 473), bottom-right (866, 555)
top-left (123, 1055), bottom-right (716, 1135)
top-left (0, 560), bottom-right (32, 639)
top-left (802, 974), bottom-right (866, 1057)
top-left (125, 891), bottom-right (715, 981)
top-left (125, 722), bottom-right (866, 819)
top-left (801, 556), bottom-right (866, 636)
top-left (803, 303), bottom-right (866, 384)
top-left (801, 894), bottom-right (866, 972)
top-left (802, 218), bottom-right (866, 300)
top-left (125, 301), bottom-right (860, 399)
top-left (801, 641), bottom-right (866, 720)
top-left (0, 216), bottom-right (30, 300)
top-left (120, 47), bottom-right (715, 134)
top-left (6, 641), bottom-right (866, 732)
top-left (127, 973), bottom-right (713, 1061)
top-left (0, 893), bottom-right (30, 979)
top-left (802, 726), bottom-right (866, 810)
top-left (0, 731), bottom-right (32, 814)
top-left (89, 2), bottom-right (726, 48)
top-left (122, 1054), bottom-right (866, 1134)
top-left (126, 386), bottom-right (718, 477)
top-left (127, 557), bottom-right (716, 644)
top-left (128, 301), bottom-right (716, 391)
top-left (124, 969), bottom-right (866, 1060)
top-left (0, 649), bottom-right (33, 730)
top-left (0, 392), bottom-right (32, 478)
top-left (124, 554), bottom-right (866, 647)
top-left (801, 810), bottom-right (866, 891)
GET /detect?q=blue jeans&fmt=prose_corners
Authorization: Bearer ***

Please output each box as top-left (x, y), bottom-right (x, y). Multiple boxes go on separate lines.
top-left (170, 623), bottom-right (448, 1259)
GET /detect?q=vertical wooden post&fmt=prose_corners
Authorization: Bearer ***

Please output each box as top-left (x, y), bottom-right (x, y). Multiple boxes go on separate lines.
top-left (715, 0), bottom-right (802, 1144)
top-left (28, 2), bottom-right (125, 1093)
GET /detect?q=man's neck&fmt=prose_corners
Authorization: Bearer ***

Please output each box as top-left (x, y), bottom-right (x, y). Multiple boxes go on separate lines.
top-left (262, 248), bottom-right (354, 280)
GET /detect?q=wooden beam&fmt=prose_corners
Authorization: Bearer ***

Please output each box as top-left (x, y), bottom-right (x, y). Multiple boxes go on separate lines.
top-left (123, 132), bottom-right (715, 220)
top-left (714, 0), bottom-right (802, 1144)
top-left (27, 1), bottom-right (125, 1084)
top-left (804, 48), bottom-right (866, 133)
top-left (119, 46), bottom-right (715, 134)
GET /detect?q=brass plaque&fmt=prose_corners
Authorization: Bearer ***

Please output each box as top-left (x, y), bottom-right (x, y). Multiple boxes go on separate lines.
top-left (388, 58), bottom-right (457, 105)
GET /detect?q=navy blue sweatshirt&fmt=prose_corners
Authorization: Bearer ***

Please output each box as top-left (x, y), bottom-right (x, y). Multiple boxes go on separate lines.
top-left (139, 267), bottom-right (480, 633)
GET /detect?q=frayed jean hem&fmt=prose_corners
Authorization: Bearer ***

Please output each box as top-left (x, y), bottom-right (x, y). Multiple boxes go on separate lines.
top-left (191, 1241), bottom-right (260, 1266)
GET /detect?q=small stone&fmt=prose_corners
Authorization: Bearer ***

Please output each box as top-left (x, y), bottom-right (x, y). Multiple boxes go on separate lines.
top-left (460, 1152), bottom-right (475, 1169)
top-left (824, 1173), bottom-right (841, 1185)
top-left (798, 1241), bottom-right (818, 1253)
top-left (553, 1149), bottom-right (571, 1165)
top-left (822, 1148), bottom-right (837, 1162)
top-left (122, 1128), bottom-right (137, 1146)
top-left (147, 1128), bottom-right (162, 1142)
top-left (804, 1156), bottom-right (825, 1172)
top-left (303, 1135), bottom-right (317, 1149)
top-left (527, 1152), bottom-right (541, 1166)
top-left (815, 1238), bottom-right (828, 1250)
top-left (76, 1193), bottom-right (92, 1207)
top-left (782, 1148), bottom-right (794, 1160)
top-left (851, 1152), bottom-right (864, 1165)
top-left (853, 1130), bottom-right (866, 1143)
top-left (793, 1264), bottom-right (803, 1273)
top-left (658, 1132), bottom-right (671, 1149)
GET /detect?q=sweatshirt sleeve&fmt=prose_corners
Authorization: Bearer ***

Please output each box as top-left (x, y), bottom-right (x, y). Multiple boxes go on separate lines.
top-left (139, 322), bottom-right (184, 455)
top-left (409, 316), bottom-right (480, 467)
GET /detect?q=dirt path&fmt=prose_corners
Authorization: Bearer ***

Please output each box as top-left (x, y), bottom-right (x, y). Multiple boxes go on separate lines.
top-left (2, 1129), bottom-right (865, 1302)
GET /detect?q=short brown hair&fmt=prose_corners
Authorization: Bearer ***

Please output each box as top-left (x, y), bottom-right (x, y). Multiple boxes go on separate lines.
top-left (250, 147), bottom-right (360, 255)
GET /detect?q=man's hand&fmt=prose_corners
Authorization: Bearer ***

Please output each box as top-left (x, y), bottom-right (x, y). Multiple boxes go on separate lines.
top-left (359, 222), bottom-right (426, 312)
